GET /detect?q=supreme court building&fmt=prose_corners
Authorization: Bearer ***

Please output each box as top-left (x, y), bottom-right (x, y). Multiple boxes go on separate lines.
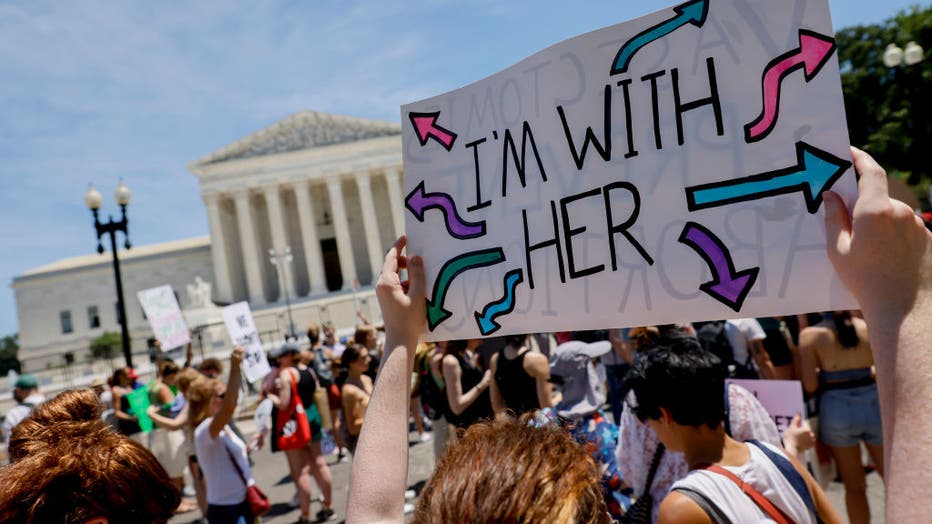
top-left (13, 111), bottom-right (403, 371)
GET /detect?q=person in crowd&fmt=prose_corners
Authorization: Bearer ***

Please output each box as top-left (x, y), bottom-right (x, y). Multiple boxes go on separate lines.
top-left (0, 388), bottom-right (179, 523)
top-left (418, 341), bottom-right (453, 457)
top-left (409, 341), bottom-right (433, 443)
top-left (321, 321), bottom-right (346, 360)
top-left (148, 366), bottom-right (209, 518)
top-left (758, 316), bottom-right (798, 380)
top-left (198, 357), bottom-right (223, 379)
top-left (111, 366), bottom-right (146, 446)
top-left (617, 331), bottom-right (786, 522)
top-left (354, 324), bottom-right (382, 381)
top-left (488, 333), bottom-right (552, 419)
top-left (798, 310), bottom-right (882, 524)
top-left (271, 342), bottom-right (335, 523)
top-left (305, 322), bottom-right (347, 460)
top-left (189, 346), bottom-right (259, 524)
top-left (822, 146), bottom-right (932, 523)
top-left (1, 374), bottom-right (45, 440)
top-left (625, 334), bottom-right (841, 523)
top-left (147, 360), bottom-right (197, 513)
top-left (442, 339), bottom-right (493, 432)
top-left (725, 317), bottom-right (776, 379)
top-left (548, 332), bottom-right (632, 518)
top-left (339, 344), bottom-right (373, 454)
top-left (606, 328), bottom-right (635, 424)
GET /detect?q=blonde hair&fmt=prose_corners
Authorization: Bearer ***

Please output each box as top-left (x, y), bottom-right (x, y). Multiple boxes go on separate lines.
top-left (187, 377), bottom-right (222, 429)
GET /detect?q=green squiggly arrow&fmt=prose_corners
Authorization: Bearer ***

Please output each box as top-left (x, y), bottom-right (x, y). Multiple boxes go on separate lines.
top-left (427, 247), bottom-right (506, 331)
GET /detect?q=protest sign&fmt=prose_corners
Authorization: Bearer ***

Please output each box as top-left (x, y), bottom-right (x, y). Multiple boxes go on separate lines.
top-left (402, 0), bottom-right (857, 341)
top-left (727, 378), bottom-right (805, 436)
top-left (220, 302), bottom-right (272, 383)
top-left (125, 386), bottom-right (153, 433)
top-left (137, 285), bottom-right (190, 350)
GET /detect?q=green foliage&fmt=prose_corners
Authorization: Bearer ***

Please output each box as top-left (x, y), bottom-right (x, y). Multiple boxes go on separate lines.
top-left (837, 5), bottom-right (932, 190)
top-left (0, 333), bottom-right (19, 375)
top-left (90, 331), bottom-right (122, 361)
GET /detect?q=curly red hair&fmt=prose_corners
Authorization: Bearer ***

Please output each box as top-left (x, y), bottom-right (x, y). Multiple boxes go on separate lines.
top-left (0, 389), bottom-right (179, 523)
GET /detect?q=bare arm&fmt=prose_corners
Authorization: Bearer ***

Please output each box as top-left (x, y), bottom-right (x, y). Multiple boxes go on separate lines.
top-left (749, 339), bottom-right (775, 379)
top-left (797, 329), bottom-right (822, 395)
top-left (275, 367), bottom-right (293, 410)
top-left (209, 347), bottom-right (244, 439)
top-left (525, 352), bottom-right (553, 409)
top-left (346, 236), bottom-right (425, 524)
top-left (112, 387), bottom-right (135, 421)
top-left (488, 353), bottom-right (506, 417)
top-left (786, 446), bottom-right (843, 523)
top-left (823, 147), bottom-right (932, 522)
top-left (148, 402), bottom-right (189, 431)
top-left (443, 354), bottom-right (490, 416)
top-left (658, 492), bottom-right (714, 524)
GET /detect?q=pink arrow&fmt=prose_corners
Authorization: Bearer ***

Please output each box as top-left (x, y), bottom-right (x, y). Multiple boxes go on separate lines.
top-left (744, 30), bottom-right (836, 143)
top-left (409, 111), bottom-right (458, 151)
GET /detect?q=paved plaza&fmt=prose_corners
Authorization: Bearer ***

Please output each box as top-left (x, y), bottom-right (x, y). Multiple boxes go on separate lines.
top-left (171, 416), bottom-right (884, 524)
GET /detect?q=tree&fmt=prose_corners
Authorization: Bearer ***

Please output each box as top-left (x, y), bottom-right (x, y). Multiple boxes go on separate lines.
top-left (90, 331), bottom-right (123, 361)
top-left (837, 6), bottom-right (932, 192)
top-left (0, 333), bottom-right (20, 376)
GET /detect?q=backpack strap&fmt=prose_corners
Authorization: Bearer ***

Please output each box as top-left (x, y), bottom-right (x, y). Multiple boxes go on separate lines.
top-left (643, 443), bottom-right (666, 491)
top-left (746, 439), bottom-right (824, 524)
top-left (697, 463), bottom-right (794, 524)
top-left (671, 486), bottom-right (734, 524)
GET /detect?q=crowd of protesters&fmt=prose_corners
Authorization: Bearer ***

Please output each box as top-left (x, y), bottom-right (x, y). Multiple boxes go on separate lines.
top-left (0, 147), bottom-right (929, 523)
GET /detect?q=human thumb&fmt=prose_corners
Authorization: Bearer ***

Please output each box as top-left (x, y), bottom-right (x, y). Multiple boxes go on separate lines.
top-left (407, 255), bottom-right (427, 302)
top-left (791, 413), bottom-right (802, 427)
top-left (823, 191), bottom-right (852, 261)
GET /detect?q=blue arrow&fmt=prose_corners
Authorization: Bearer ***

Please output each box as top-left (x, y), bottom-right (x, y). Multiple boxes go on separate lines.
top-left (474, 269), bottom-right (523, 336)
top-left (611, 0), bottom-right (709, 75)
top-left (685, 142), bottom-right (851, 214)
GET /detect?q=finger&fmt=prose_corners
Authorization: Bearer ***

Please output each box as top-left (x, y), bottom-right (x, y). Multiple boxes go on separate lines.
top-left (398, 255), bottom-right (409, 270)
top-left (823, 190), bottom-right (852, 259)
top-left (382, 236), bottom-right (407, 276)
top-left (407, 255), bottom-right (427, 301)
top-left (850, 146), bottom-right (889, 205)
top-left (791, 413), bottom-right (802, 427)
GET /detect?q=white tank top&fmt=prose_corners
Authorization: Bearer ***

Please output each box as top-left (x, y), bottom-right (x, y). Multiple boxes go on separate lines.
top-left (671, 442), bottom-right (815, 524)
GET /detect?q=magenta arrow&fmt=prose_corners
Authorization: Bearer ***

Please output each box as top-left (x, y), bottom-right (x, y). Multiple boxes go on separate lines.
top-left (409, 111), bottom-right (457, 151)
top-left (678, 222), bottom-right (759, 312)
top-left (744, 29), bottom-right (836, 143)
top-left (405, 180), bottom-right (486, 240)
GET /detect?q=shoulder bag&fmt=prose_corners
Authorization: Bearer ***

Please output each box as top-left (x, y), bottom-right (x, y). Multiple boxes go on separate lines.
top-left (276, 368), bottom-right (312, 450)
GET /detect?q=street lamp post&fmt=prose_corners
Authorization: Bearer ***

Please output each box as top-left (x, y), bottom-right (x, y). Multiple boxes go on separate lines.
top-left (269, 246), bottom-right (296, 340)
top-left (85, 181), bottom-right (134, 369)
top-left (882, 41), bottom-right (926, 185)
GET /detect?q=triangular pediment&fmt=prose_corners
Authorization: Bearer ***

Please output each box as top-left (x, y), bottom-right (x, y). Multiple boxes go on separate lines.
top-left (191, 110), bottom-right (401, 167)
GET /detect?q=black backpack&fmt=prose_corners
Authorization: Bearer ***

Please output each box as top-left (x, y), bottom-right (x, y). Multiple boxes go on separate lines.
top-left (695, 321), bottom-right (757, 379)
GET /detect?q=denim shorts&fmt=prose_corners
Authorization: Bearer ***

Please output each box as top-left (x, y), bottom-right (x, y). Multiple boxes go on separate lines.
top-left (819, 383), bottom-right (883, 448)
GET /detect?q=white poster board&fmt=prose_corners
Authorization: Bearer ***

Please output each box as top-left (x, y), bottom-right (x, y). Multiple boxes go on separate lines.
top-left (727, 378), bottom-right (805, 436)
top-left (402, 0), bottom-right (856, 341)
top-left (137, 285), bottom-right (190, 350)
top-left (220, 302), bottom-right (271, 383)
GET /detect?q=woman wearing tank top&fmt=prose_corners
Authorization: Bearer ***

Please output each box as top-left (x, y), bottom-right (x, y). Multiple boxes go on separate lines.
top-left (489, 334), bottom-right (553, 418)
top-left (799, 311), bottom-right (882, 524)
top-left (441, 339), bottom-right (492, 430)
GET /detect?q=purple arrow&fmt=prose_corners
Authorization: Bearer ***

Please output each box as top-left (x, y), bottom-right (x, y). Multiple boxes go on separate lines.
top-left (405, 180), bottom-right (486, 240)
top-left (678, 222), bottom-right (759, 312)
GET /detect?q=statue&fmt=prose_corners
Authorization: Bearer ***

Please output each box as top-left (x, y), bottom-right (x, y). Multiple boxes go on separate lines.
top-left (186, 276), bottom-right (213, 308)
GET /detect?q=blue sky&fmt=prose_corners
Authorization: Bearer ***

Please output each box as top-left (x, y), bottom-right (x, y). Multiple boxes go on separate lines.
top-left (0, 0), bottom-right (923, 336)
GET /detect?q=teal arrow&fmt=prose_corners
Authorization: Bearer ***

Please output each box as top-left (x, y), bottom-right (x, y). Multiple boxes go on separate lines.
top-left (685, 142), bottom-right (851, 214)
top-left (474, 268), bottom-right (523, 336)
top-left (427, 247), bottom-right (506, 331)
top-left (611, 0), bottom-right (709, 75)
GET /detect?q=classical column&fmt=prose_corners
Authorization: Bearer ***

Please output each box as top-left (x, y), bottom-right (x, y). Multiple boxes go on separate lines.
top-left (326, 177), bottom-right (357, 290)
top-left (202, 192), bottom-right (234, 304)
top-left (263, 186), bottom-right (298, 300)
top-left (233, 190), bottom-right (265, 304)
top-left (355, 172), bottom-right (384, 283)
top-left (384, 167), bottom-right (405, 238)
top-left (292, 180), bottom-right (326, 295)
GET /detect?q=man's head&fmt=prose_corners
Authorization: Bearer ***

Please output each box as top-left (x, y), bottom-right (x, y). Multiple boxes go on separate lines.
top-left (354, 324), bottom-right (377, 350)
top-left (625, 331), bottom-right (726, 449)
top-left (323, 322), bottom-right (336, 342)
top-left (13, 374), bottom-right (38, 402)
top-left (197, 357), bottom-right (223, 379)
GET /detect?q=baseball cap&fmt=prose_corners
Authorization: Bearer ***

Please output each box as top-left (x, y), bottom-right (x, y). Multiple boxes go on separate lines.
top-left (270, 342), bottom-right (301, 359)
top-left (127, 368), bottom-right (139, 380)
top-left (14, 374), bottom-right (38, 389)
